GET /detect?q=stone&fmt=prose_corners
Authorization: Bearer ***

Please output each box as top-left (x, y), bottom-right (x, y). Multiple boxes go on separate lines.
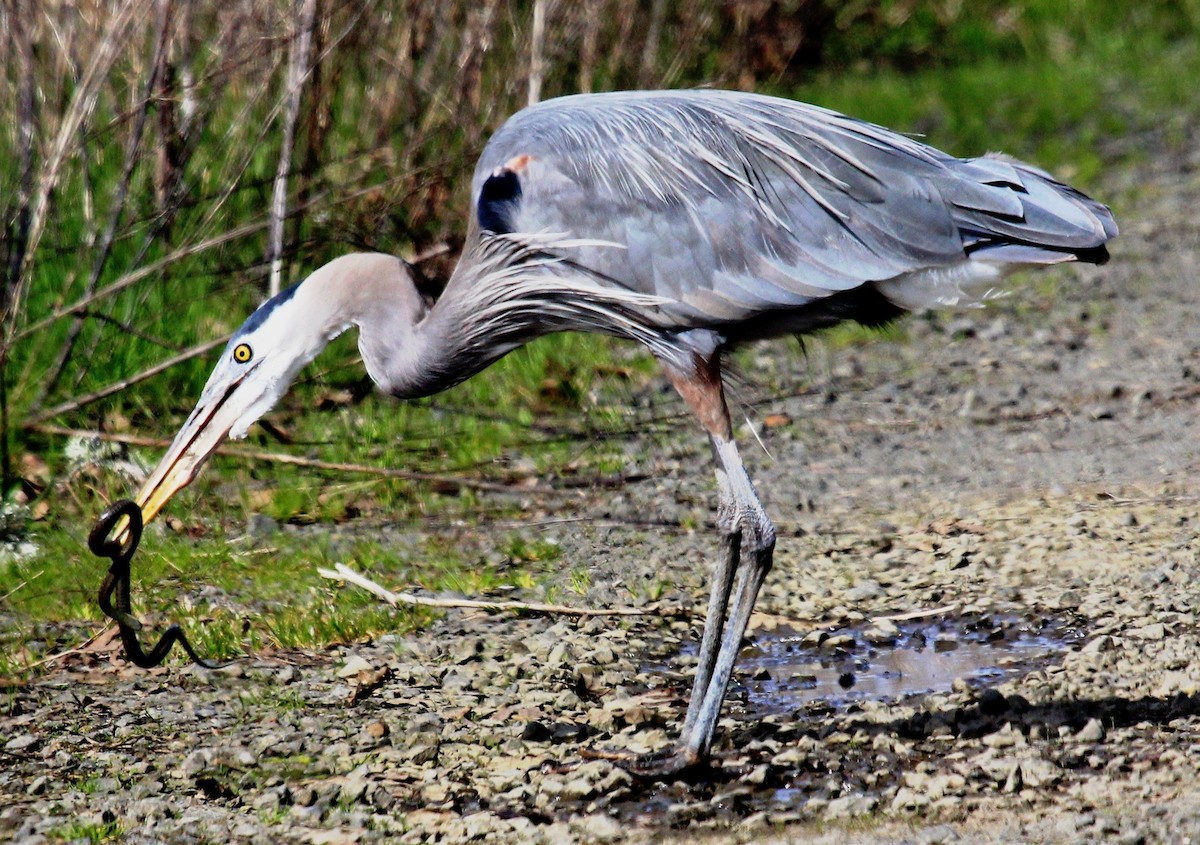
top-left (1076, 718), bottom-right (1106, 743)
top-left (1129, 623), bottom-right (1166, 640)
top-left (336, 656), bottom-right (373, 678)
top-left (570, 813), bottom-right (624, 842)
top-left (4, 734), bottom-right (38, 753)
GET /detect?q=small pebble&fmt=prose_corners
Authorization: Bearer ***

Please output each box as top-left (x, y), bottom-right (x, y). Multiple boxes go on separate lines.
top-left (1076, 718), bottom-right (1107, 743)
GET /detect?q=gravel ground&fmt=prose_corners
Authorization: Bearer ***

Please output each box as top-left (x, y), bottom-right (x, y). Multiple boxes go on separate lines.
top-left (4, 145), bottom-right (1200, 844)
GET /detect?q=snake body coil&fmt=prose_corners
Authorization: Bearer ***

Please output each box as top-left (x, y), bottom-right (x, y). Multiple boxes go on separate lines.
top-left (89, 499), bottom-right (225, 669)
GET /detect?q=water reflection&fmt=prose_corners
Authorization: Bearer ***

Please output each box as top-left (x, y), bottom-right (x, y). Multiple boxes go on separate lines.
top-left (736, 615), bottom-right (1083, 716)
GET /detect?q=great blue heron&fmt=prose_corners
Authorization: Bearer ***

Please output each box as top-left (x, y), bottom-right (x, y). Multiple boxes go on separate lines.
top-left (124, 89), bottom-right (1116, 775)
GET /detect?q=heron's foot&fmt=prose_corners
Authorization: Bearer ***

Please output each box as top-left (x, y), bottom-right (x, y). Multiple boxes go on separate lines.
top-left (580, 745), bottom-right (706, 780)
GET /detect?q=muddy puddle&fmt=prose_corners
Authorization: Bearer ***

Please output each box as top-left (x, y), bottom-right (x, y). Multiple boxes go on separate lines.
top-left (608, 612), bottom-right (1089, 821)
top-left (733, 613), bottom-right (1086, 717)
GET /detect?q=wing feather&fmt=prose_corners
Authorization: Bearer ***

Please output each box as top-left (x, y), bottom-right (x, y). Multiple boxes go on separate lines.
top-left (470, 90), bottom-right (1115, 328)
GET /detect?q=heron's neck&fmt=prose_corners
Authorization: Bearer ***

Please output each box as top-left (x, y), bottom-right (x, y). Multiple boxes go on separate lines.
top-left (347, 260), bottom-right (518, 400)
top-left (337, 240), bottom-right (673, 399)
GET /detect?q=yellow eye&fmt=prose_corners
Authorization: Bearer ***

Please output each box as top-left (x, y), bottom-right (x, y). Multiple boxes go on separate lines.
top-left (233, 343), bottom-right (253, 363)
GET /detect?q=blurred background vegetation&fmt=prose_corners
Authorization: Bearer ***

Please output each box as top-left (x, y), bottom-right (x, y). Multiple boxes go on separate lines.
top-left (1, 0), bottom-right (1199, 664)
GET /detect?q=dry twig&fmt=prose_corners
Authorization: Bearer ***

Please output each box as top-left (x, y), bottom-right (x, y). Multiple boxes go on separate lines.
top-left (873, 604), bottom-right (961, 623)
top-left (24, 423), bottom-right (569, 495)
top-left (528, 0), bottom-right (547, 106)
top-left (24, 337), bottom-right (230, 425)
top-left (319, 562), bottom-right (690, 618)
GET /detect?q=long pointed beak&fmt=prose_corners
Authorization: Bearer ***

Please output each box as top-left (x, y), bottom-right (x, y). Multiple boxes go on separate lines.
top-left (118, 374), bottom-right (248, 542)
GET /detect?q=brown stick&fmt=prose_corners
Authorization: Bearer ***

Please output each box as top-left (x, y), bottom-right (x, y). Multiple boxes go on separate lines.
top-left (210, 449), bottom-right (555, 494)
top-left (23, 337), bottom-right (230, 425)
top-left (873, 604), bottom-right (961, 623)
top-left (28, 422), bottom-right (654, 495)
top-left (319, 562), bottom-right (690, 618)
top-left (24, 423), bottom-right (557, 495)
top-left (22, 424), bottom-right (179, 450)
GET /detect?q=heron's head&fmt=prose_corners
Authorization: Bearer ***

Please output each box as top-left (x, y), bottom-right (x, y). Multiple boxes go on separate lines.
top-left (133, 257), bottom-right (378, 527)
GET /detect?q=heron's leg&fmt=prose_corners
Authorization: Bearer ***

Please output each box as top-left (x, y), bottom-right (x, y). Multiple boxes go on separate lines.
top-left (680, 499), bottom-right (738, 736)
top-left (677, 431), bottom-right (775, 763)
top-left (660, 356), bottom-right (776, 766)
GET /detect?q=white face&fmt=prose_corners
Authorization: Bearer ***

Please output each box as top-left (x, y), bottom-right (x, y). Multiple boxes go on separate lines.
top-left (133, 283), bottom-right (327, 526)
top-left (128, 253), bottom-right (410, 532)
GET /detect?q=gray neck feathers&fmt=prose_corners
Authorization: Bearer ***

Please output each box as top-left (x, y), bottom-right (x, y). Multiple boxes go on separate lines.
top-left (323, 237), bottom-right (685, 401)
top-left (327, 251), bottom-right (508, 400)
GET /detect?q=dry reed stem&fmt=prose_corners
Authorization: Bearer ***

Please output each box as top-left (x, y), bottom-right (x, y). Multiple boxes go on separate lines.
top-left (2, 0), bottom-right (37, 308)
top-left (638, 0), bottom-right (667, 88)
top-left (873, 604), bottom-right (962, 623)
top-left (267, 0), bottom-right (319, 297)
top-left (34, 4), bottom-right (175, 410)
top-left (25, 423), bottom-right (562, 495)
top-left (6, 0), bottom-right (153, 352)
top-left (528, 0), bottom-right (547, 106)
top-left (16, 219), bottom-right (269, 342)
top-left (28, 421), bottom-right (660, 497)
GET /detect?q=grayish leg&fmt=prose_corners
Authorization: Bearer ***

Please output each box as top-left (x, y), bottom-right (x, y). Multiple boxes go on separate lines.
top-left (680, 479), bottom-right (739, 736)
top-left (677, 432), bottom-right (776, 762)
top-left (645, 355), bottom-right (777, 772)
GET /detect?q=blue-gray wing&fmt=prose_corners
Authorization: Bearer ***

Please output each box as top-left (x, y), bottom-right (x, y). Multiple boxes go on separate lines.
top-left (470, 90), bottom-right (1115, 326)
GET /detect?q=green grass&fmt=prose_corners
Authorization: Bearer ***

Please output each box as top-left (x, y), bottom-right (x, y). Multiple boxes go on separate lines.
top-left (785, 2), bottom-right (1200, 189)
top-left (0, 509), bottom-right (556, 674)
top-left (48, 819), bottom-right (123, 844)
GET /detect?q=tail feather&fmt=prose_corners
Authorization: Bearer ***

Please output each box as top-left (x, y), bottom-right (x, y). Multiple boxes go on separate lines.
top-left (950, 154), bottom-right (1117, 264)
top-left (966, 239), bottom-right (1111, 266)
